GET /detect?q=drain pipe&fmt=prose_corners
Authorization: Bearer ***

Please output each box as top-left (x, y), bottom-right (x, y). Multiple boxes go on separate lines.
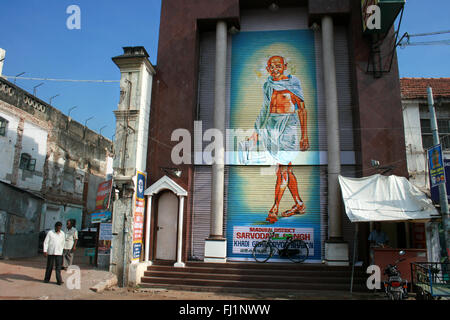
top-left (122, 209), bottom-right (128, 287)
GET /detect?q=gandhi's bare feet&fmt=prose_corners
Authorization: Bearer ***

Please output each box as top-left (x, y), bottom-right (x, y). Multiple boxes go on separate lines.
top-left (266, 206), bottom-right (279, 223)
top-left (281, 203), bottom-right (306, 217)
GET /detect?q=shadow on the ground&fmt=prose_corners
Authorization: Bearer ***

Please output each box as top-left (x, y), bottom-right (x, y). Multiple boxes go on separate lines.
top-left (0, 249), bottom-right (97, 270)
top-left (0, 273), bottom-right (44, 283)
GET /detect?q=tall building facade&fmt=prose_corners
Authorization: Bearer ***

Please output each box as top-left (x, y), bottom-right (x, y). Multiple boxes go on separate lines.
top-left (141, 0), bottom-right (407, 268)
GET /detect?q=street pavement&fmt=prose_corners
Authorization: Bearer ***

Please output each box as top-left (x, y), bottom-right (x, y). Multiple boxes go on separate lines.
top-left (0, 249), bottom-right (389, 300)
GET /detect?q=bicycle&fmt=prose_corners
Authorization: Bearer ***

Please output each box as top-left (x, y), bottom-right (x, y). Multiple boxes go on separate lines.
top-left (252, 231), bottom-right (309, 263)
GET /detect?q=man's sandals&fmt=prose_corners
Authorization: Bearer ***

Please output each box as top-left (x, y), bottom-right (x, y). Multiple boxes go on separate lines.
top-left (266, 204), bottom-right (306, 223)
top-left (281, 203), bottom-right (306, 217)
top-left (266, 211), bottom-right (279, 224)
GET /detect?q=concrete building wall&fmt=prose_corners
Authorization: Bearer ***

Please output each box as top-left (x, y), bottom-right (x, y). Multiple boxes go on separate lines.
top-left (16, 120), bottom-right (48, 192)
top-left (0, 181), bottom-right (43, 259)
top-left (40, 202), bottom-right (83, 232)
top-left (0, 108), bottom-right (19, 182)
top-left (0, 76), bottom-right (114, 235)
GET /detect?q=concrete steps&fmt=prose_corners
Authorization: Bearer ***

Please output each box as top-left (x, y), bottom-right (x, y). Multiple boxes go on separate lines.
top-left (140, 261), bottom-right (369, 293)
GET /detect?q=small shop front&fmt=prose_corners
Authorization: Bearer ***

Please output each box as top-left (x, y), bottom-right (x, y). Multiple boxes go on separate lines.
top-left (339, 174), bottom-right (442, 283)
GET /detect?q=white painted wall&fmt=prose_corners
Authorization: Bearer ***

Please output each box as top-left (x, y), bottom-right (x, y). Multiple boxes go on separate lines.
top-left (17, 120), bottom-right (48, 191)
top-left (135, 64), bottom-right (153, 174)
top-left (106, 156), bottom-right (114, 178)
top-left (0, 109), bottom-right (19, 183)
top-left (402, 101), bottom-right (428, 190)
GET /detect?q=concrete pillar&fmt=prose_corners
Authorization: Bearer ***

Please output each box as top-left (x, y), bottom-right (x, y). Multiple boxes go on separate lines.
top-left (204, 20), bottom-right (227, 263)
top-left (174, 196), bottom-right (185, 267)
top-left (110, 186), bottom-right (134, 287)
top-left (321, 15), bottom-right (349, 266)
top-left (110, 47), bottom-right (155, 286)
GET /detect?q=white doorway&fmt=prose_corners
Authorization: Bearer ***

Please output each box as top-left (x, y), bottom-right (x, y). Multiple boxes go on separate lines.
top-left (155, 191), bottom-right (178, 261)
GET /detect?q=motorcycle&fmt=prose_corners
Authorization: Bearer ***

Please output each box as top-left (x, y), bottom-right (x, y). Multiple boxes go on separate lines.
top-left (383, 250), bottom-right (409, 300)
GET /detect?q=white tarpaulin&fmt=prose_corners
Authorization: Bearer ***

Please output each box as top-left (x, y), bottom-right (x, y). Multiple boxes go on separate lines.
top-left (338, 174), bottom-right (439, 222)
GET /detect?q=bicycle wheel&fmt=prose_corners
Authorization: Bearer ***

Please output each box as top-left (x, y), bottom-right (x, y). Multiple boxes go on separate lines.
top-left (286, 239), bottom-right (309, 263)
top-left (253, 241), bottom-right (273, 263)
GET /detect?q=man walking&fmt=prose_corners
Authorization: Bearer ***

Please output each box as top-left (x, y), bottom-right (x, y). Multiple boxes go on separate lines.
top-left (63, 219), bottom-right (78, 270)
top-left (43, 221), bottom-right (65, 285)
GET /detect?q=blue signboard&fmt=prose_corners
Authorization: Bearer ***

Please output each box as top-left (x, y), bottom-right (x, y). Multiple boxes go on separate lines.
top-left (428, 145), bottom-right (446, 188)
top-left (132, 242), bottom-right (142, 260)
top-left (431, 159), bottom-right (450, 203)
top-left (136, 171), bottom-right (146, 200)
top-left (91, 211), bottom-right (112, 224)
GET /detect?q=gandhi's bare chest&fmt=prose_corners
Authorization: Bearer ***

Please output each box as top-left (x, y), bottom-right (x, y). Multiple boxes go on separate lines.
top-left (270, 90), bottom-right (295, 113)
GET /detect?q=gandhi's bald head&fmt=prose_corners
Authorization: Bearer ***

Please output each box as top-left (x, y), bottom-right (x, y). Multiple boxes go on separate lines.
top-left (266, 56), bottom-right (287, 80)
top-left (267, 56), bottom-right (286, 65)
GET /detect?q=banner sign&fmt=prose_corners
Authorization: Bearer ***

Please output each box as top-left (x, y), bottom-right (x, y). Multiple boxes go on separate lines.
top-left (232, 226), bottom-right (314, 256)
top-left (133, 199), bottom-right (145, 242)
top-left (95, 180), bottom-right (113, 211)
top-left (91, 211), bottom-right (112, 224)
top-left (428, 145), bottom-right (446, 188)
top-left (132, 171), bottom-right (146, 261)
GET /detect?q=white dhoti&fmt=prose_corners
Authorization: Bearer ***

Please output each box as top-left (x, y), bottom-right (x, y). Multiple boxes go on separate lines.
top-left (259, 113), bottom-right (300, 165)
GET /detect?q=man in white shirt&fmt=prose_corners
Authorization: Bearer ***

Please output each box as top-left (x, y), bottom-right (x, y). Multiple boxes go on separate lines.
top-left (63, 219), bottom-right (78, 270)
top-left (43, 221), bottom-right (65, 285)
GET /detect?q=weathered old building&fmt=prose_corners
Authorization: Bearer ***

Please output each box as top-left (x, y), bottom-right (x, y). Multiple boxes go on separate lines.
top-left (401, 78), bottom-right (450, 190)
top-left (401, 77), bottom-right (450, 263)
top-left (0, 76), bottom-right (113, 258)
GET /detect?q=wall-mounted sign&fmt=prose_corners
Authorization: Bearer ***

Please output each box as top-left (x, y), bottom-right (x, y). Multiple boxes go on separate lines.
top-left (98, 223), bottom-right (112, 255)
top-left (132, 171), bottom-right (146, 261)
top-left (99, 223), bottom-right (112, 241)
top-left (136, 172), bottom-right (145, 200)
top-left (232, 226), bottom-right (314, 257)
top-left (132, 242), bottom-right (142, 260)
top-left (95, 180), bottom-right (113, 211)
top-left (91, 211), bottom-right (112, 224)
top-left (430, 158), bottom-right (450, 203)
top-left (428, 145), bottom-right (446, 188)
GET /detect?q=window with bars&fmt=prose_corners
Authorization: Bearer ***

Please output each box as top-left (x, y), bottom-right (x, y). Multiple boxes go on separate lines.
top-left (0, 117), bottom-right (7, 136)
top-left (421, 118), bottom-right (450, 150)
top-left (19, 153), bottom-right (36, 172)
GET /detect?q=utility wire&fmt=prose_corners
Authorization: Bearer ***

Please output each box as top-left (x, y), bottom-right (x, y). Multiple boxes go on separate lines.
top-left (403, 40), bottom-right (450, 46)
top-left (408, 30), bottom-right (450, 37)
top-left (3, 76), bottom-right (119, 83)
top-left (399, 29), bottom-right (450, 47)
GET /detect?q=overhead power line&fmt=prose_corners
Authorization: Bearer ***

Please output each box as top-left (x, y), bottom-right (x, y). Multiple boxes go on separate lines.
top-left (407, 30), bottom-right (450, 37)
top-left (3, 76), bottom-right (119, 83)
top-left (399, 29), bottom-right (450, 47)
top-left (403, 39), bottom-right (450, 46)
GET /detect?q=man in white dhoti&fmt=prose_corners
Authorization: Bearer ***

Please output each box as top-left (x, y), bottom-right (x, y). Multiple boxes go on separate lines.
top-left (249, 56), bottom-right (309, 223)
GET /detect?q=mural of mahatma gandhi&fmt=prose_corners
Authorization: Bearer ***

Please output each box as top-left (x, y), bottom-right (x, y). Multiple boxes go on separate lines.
top-left (249, 56), bottom-right (309, 223)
